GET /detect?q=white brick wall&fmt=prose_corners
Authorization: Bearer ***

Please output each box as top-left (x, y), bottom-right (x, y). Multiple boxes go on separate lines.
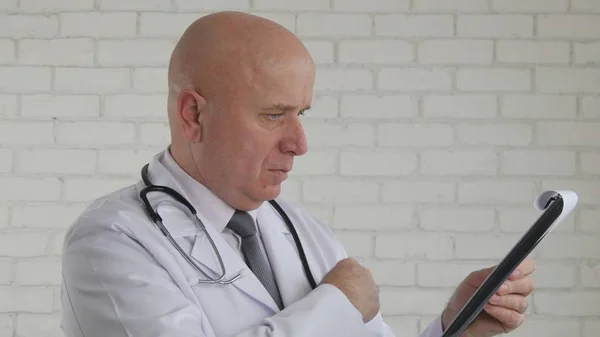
top-left (1, 1), bottom-right (599, 336)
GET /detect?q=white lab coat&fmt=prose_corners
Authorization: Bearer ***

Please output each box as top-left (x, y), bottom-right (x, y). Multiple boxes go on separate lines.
top-left (60, 150), bottom-right (444, 337)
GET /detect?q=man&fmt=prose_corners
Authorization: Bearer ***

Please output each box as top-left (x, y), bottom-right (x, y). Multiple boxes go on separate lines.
top-left (60, 11), bottom-right (535, 337)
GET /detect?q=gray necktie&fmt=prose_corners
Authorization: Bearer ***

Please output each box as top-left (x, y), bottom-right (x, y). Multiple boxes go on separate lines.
top-left (227, 210), bottom-right (283, 310)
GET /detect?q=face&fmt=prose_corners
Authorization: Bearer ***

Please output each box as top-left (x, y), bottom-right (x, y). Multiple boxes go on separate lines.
top-left (186, 53), bottom-right (315, 210)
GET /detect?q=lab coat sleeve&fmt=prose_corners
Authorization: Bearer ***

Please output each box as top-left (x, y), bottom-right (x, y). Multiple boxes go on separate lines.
top-left (61, 220), bottom-right (385, 337)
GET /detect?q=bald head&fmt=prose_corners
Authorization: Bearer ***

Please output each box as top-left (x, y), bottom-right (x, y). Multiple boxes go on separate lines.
top-left (166, 11), bottom-right (315, 210)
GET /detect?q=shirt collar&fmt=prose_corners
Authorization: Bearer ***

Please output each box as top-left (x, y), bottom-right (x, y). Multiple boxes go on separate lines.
top-left (159, 148), bottom-right (259, 233)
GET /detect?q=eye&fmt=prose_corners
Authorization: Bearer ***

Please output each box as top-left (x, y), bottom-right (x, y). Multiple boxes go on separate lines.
top-left (267, 114), bottom-right (282, 120)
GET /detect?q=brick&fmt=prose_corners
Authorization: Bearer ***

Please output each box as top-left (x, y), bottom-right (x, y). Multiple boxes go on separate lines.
top-left (302, 41), bottom-right (334, 64)
top-left (501, 95), bottom-right (576, 119)
top-left (537, 234), bottom-right (600, 259)
top-left (0, 66), bottom-right (51, 92)
top-left (379, 123), bottom-right (454, 147)
top-left (11, 204), bottom-right (87, 229)
top-left (98, 0), bottom-right (171, 10)
top-left (420, 208), bottom-right (494, 232)
top-left (56, 122), bottom-right (135, 146)
top-left (16, 314), bottom-right (63, 337)
top-left (584, 321), bottom-right (600, 337)
top-left (0, 232), bottom-right (47, 257)
top-left (380, 289), bottom-right (452, 315)
top-left (60, 13), bottom-right (136, 38)
top-left (98, 40), bottom-right (175, 66)
top-left (333, 231), bottom-right (373, 257)
top-left (21, 94), bottom-right (100, 117)
top-left (0, 122), bottom-right (53, 146)
top-left (19, 38), bottom-right (93, 66)
top-left (20, 0), bottom-right (93, 10)
top-left (497, 41), bottom-right (569, 64)
top-left (334, 0), bottom-right (410, 11)
top-left (537, 122), bottom-right (600, 146)
top-left (455, 234), bottom-right (523, 259)
top-left (280, 180), bottom-right (301, 203)
top-left (457, 123), bottom-right (532, 146)
top-left (572, 0), bottom-right (600, 12)
top-left (251, 13), bottom-right (296, 33)
top-left (542, 180), bottom-right (600, 205)
top-left (64, 178), bottom-right (136, 202)
top-left (376, 233), bottom-right (453, 260)
top-left (19, 149), bottom-right (96, 175)
top-left (363, 260), bottom-right (415, 286)
top-left (303, 206), bottom-right (333, 224)
top-left (0, 39), bottom-right (15, 64)
top-left (581, 262), bottom-right (600, 287)
top-left (580, 209), bottom-right (600, 233)
top-left (582, 97), bottom-right (600, 118)
top-left (0, 150), bottom-right (11, 173)
top-left (502, 150), bottom-right (576, 176)
top-left (306, 95), bottom-right (338, 119)
top-left (423, 95), bottom-right (497, 118)
top-left (1, 0), bottom-right (16, 8)
top-left (176, 0), bottom-right (249, 10)
top-left (535, 291), bottom-right (600, 315)
top-left (0, 287), bottom-right (53, 313)
top-left (0, 260), bottom-right (11, 284)
top-left (0, 95), bottom-right (17, 116)
top-left (139, 13), bottom-right (207, 38)
top-left (339, 40), bottom-right (413, 64)
top-left (538, 15), bottom-right (600, 38)
top-left (417, 262), bottom-right (490, 287)
top-left (505, 320), bottom-right (580, 337)
top-left (413, 0), bottom-right (488, 12)
top-left (255, 0), bottom-right (329, 10)
top-left (375, 14), bottom-right (454, 37)
top-left (98, 149), bottom-right (161, 176)
top-left (421, 150), bottom-right (497, 176)
top-left (340, 150), bottom-right (417, 176)
top-left (303, 123), bottom-right (375, 146)
top-left (0, 178), bottom-right (60, 201)
top-left (314, 68), bottom-right (373, 91)
top-left (458, 181), bottom-right (535, 204)
top-left (297, 14), bottom-right (371, 37)
top-left (575, 42), bottom-right (600, 65)
top-left (333, 205), bottom-right (413, 230)
top-left (15, 258), bottom-right (61, 285)
top-left (303, 180), bottom-right (379, 202)
top-left (378, 68), bottom-right (453, 91)
top-left (385, 317), bottom-right (419, 337)
top-left (55, 68), bottom-right (130, 93)
top-left (531, 263), bottom-right (577, 288)
top-left (581, 152), bottom-right (600, 175)
top-left (132, 68), bottom-right (168, 93)
top-left (290, 150), bottom-right (337, 176)
top-left (499, 207), bottom-right (574, 233)
top-left (457, 68), bottom-right (530, 92)
top-left (140, 123), bottom-right (170, 146)
top-left (0, 14), bottom-right (58, 38)
top-left (537, 67), bottom-right (600, 93)
top-left (418, 40), bottom-right (492, 64)
top-left (457, 15), bottom-right (533, 37)
top-left (382, 181), bottom-right (456, 203)
top-left (492, 0), bottom-right (567, 12)
top-left (104, 94), bottom-right (168, 118)
top-left (341, 95), bottom-right (416, 119)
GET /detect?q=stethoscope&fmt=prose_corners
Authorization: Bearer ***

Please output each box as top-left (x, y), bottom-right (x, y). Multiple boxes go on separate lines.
top-left (138, 163), bottom-right (318, 290)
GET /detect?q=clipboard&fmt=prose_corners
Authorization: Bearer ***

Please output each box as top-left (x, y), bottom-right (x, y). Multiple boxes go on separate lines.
top-left (441, 190), bottom-right (578, 337)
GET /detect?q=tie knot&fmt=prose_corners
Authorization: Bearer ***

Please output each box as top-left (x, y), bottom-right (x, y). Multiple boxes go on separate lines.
top-left (227, 210), bottom-right (257, 238)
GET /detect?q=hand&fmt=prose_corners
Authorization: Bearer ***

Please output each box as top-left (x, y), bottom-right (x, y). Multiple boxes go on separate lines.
top-left (441, 258), bottom-right (536, 337)
top-left (321, 257), bottom-right (380, 322)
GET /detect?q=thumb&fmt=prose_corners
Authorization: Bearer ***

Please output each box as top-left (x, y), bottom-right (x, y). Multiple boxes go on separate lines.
top-left (463, 266), bottom-right (496, 289)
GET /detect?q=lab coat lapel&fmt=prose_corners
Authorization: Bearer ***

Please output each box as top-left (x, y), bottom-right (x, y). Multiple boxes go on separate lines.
top-left (189, 215), bottom-right (281, 314)
top-left (257, 204), bottom-right (313, 307)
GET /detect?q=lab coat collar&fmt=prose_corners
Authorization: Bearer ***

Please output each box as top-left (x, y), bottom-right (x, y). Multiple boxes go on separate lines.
top-left (157, 147), bottom-right (259, 233)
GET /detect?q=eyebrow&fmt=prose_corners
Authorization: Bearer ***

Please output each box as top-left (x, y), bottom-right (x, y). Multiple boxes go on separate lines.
top-left (265, 103), bottom-right (311, 113)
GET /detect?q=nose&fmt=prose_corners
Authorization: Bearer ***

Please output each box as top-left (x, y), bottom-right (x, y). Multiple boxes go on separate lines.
top-left (280, 116), bottom-right (308, 156)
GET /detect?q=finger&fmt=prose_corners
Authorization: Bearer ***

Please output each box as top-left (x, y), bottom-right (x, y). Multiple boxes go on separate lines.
top-left (464, 266), bottom-right (495, 288)
top-left (489, 294), bottom-right (529, 314)
top-left (497, 277), bottom-right (535, 296)
top-left (509, 258), bottom-right (536, 280)
top-left (483, 304), bottom-right (525, 330)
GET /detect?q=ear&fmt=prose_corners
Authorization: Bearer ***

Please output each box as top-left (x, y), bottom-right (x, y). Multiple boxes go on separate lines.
top-left (176, 89), bottom-right (207, 143)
